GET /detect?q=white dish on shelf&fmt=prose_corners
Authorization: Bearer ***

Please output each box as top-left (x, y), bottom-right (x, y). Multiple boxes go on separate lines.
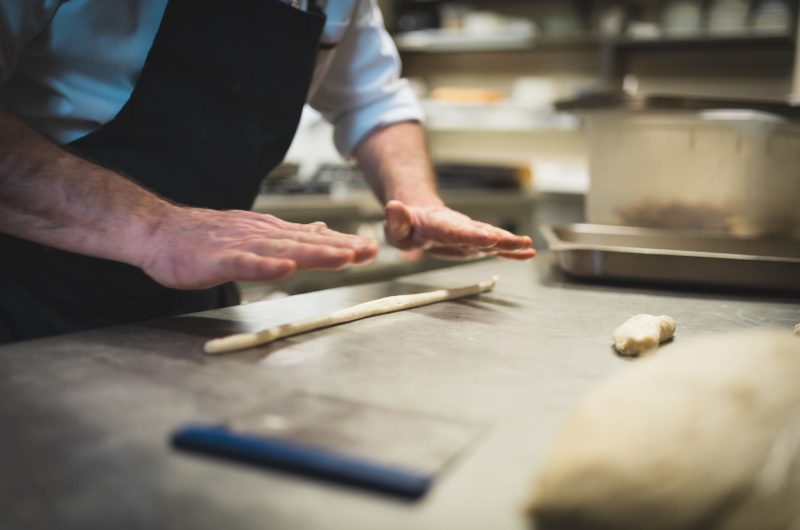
top-left (394, 27), bottom-right (535, 52)
top-left (752, 0), bottom-right (792, 34)
top-left (707, 0), bottom-right (751, 35)
top-left (662, 0), bottom-right (704, 35)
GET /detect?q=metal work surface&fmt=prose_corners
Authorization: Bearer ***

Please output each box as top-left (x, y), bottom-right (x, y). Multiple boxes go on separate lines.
top-left (2, 257), bottom-right (799, 530)
top-left (542, 223), bottom-right (800, 292)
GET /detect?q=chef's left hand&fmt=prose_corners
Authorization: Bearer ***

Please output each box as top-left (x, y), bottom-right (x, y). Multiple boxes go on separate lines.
top-left (383, 199), bottom-right (535, 260)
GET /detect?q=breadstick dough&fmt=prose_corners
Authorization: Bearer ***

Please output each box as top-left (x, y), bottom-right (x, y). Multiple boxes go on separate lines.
top-left (613, 314), bottom-right (676, 356)
top-left (526, 330), bottom-right (800, 530)
top-left (205, 276), bottom-right (498, 354)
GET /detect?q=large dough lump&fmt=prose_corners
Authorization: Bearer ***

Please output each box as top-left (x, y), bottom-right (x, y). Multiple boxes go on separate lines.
top-left (613, 314), bottom-right (676, 356)
top-left (526, 330), bottom-right (800, 530)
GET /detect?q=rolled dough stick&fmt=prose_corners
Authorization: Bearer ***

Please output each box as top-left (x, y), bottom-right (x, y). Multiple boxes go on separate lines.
top-left (613, 314), bottom-right (676, 356)
top-left (526, 330), bottom-right (800, 530)
top-left (204, 276), bottom-right (498, 355)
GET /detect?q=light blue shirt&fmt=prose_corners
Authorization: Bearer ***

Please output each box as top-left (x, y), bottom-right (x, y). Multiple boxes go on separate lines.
top-left (0, 0), bottom-right (423, 156)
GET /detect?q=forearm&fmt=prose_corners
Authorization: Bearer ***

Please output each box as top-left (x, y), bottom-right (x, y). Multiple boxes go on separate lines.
top-left (0, 106), bottom-right (170, 267)
top-left (0, 106), bottom-right (377, 289)
top-left (354, 121), bottom-right (443, 207)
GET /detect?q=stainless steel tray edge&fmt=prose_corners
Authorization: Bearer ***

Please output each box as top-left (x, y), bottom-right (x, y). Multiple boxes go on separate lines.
top-left (539, 224), bottom-right (800, 291)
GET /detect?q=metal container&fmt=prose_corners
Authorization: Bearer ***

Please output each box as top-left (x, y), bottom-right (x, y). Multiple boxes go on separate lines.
top-left (556, 93), bottom-right (800, 237)
top-left (541, 223), bottom-right (800, 291)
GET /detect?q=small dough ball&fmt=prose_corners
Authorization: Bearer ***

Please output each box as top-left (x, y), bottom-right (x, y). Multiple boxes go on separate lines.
top-left (526, 330), bottom-right (800, 530)
top-left (613, 314), bottom-right (675, 356)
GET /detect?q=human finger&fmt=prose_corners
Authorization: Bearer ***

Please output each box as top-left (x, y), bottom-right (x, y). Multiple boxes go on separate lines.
top-left (496, 248), bottom-right (537, 260)
top-left (426, 245), bottom-right (536, 261)
top-left (386, 200), bottom-right (499, 249)
top-left (246, 239), bottom-right (359, 270)
top-left (425, 246), bottom-right (490, 260)
top-left (384, 199), bottom-right (417, 249)
top-left (471, 221), bottom-right (534, 251)
top-left (248, 213), bottom-right (377, 262)
top-left (253, 214), bottom-right (340, 235)
top-left (415, 209), bottom-right (501, 249)
top-left (214, 251), bottom-right (297, 282)
top-left (269, 229), bottom-right (377, 263)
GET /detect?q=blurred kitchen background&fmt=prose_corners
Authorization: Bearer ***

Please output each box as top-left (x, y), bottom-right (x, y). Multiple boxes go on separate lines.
top-left (245, 0), bottom-right (800, 301)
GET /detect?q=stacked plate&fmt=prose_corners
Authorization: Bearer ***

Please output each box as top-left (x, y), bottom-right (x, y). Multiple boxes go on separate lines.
top-left (707, 0), bottom-right (751, 35)
top-left (752, 0), bottom-right (792, 34)
top-left (662, 0), bottom-right (704, 35)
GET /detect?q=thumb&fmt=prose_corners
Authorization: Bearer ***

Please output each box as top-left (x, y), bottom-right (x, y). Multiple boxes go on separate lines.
top-left (384, 199), bottom-right (417, 250)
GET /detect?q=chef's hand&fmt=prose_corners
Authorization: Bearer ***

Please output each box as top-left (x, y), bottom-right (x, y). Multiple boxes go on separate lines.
top-left (140, 206), bottom-right (377, 290)
top-left (383, 199), bottom-right (535, 260)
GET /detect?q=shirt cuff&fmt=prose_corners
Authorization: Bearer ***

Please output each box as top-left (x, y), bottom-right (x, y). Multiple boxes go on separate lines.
top-left (332, 79), bottom-right (425, 158)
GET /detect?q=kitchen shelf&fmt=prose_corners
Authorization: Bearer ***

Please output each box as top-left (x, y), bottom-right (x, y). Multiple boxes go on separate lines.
top-left (396, 28), bottom-right (796, 92)
top-left (395, 31), bottom-right (605, 53)
top-left (394, 29), bottom-right (536, 52)
top-left (610, 34), bottom-right (795, 51)
top-left (422, 99), bottom-right (581, 132)
top-left (396, 32), bottom-right (794, 54)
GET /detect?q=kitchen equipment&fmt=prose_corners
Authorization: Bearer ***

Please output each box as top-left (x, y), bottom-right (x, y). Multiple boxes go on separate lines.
top-left (395, 3), bottom-right (440, 32)
top-left (707, 0), bottom-right (751, 35)
top-left (596, 2), bottom-right (630, 37)
top-left (511, 77), bottom-right (559, 108)
top-left (540, 223), bottom-right (800, 291)
top-left (173, 392), bottom-right (484, 499)
top-left (394, 6), bottom-right (536, 52)
top-left (626, 20), bottom-right (662, 39)
top-left (661, 0), bottom-right (704, 35)
top-left (556, 93), bottom-right (800, 236)
top-left (436, 163), bottom-right (529, 190)
top-left (751, 0), bottom-right (792, 34)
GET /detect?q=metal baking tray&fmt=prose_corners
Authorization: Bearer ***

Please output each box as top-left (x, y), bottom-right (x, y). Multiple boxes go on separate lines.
top-left (540, 224), bottom-right (800, 291)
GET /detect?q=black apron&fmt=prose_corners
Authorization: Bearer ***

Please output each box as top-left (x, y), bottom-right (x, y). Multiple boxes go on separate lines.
top-left (0, 0), bottom-right (326, 343)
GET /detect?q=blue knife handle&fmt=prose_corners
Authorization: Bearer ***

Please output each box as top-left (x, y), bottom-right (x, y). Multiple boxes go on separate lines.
top-left (172, 425), bottom-right (431, 499)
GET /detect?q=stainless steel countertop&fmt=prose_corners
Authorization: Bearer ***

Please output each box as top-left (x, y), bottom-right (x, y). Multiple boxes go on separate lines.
top-left (2, 256), bottom-right (798, 530)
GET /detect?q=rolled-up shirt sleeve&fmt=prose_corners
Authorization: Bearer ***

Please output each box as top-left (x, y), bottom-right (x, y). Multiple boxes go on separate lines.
top-left (308, 0), bottom-right (424, 157)
top-left (0, 0), bottom-right (61, 84)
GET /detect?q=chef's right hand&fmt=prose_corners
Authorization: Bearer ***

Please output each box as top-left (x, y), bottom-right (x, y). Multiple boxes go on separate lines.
top-left (138, 206), bottom-right (377, 290)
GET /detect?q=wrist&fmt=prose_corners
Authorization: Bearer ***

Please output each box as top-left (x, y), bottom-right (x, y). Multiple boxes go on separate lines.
top-left (118, 197), bottom-right (180, 269)
top-left (386, 182), bottom-right (444, 208)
